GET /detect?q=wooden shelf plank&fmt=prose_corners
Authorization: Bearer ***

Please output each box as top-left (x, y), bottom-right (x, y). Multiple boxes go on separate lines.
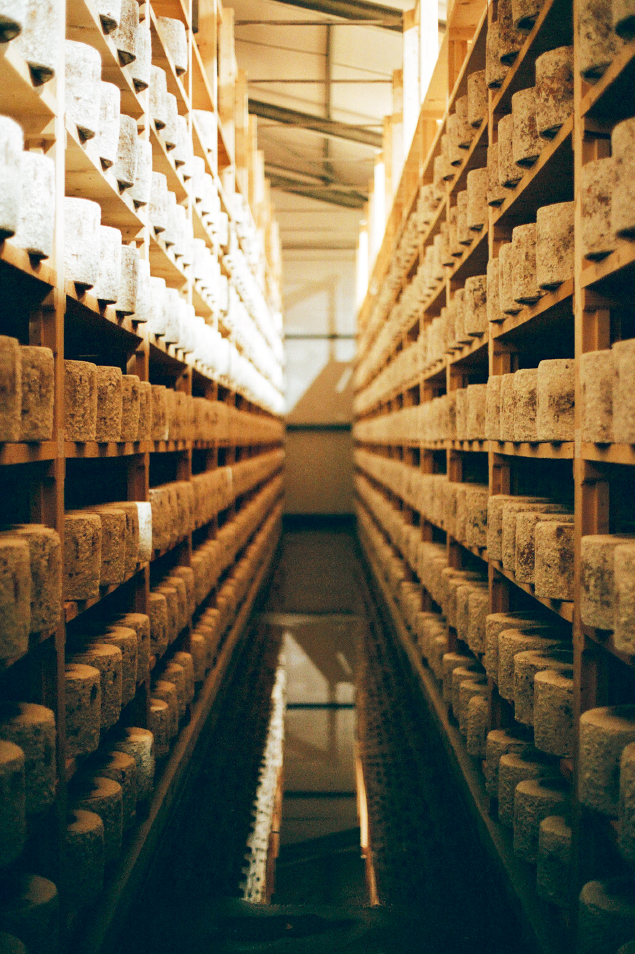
top-left (149, 231), bottom-right (189, 286)
top-left (191, 42), bottom-right (215, 114)
top-left (191, 279), bottom-right (214, 318)
top-left (449, 335), bottom-right (488, 367)
top-left (580, 236), bottom-right (635, 293)
top-left (190, 200), bottom-right (216, 252)
top-left (581, 37), bottom-right (635, 121)
top-left (64, 566), bottom-right (146, 623)
top-left (66, 0), bottom-right (144, 118)
top-left (491, 441), bottom-right (575, 460)
top-left (65, 282), bottom-right (143, 344)
top-left (0, 42), bottom-right (57, 132)
top-left (491, 279), bottom-right (574, 340)
top-left (449, 120), bottom-right (489, 200)
top-left (149, 125), bottom-right (189, 203)
top-left (149, 6), bottom-right (191, 113)
top-left (491, 0), bottom-right (572, 116)
top-left (581, 443), bottom-right (635, 465)
top-left (64, 441), bottom-right (147, 458)
top-left (0, 441), bottom-right (58, 465)
top-left (73, 527), bottom-right (279, 954)
top-left (152, 0), bottom-right (190, 26)
top-left (449, 224), bottom-right (489, 285)
top-left (491, 560), bottom-right (574, 623)
top-left (449, 534), bottom-right (488, 562)
top-left (360, 542), bottom-right (569, 954)
top-left (147, 333), bottom-right (190, 375)
top-left (449, 439), bottom-right (489, 453)
top-left (0, 240), bottom-right (57, 287)
top-left (65, 120), bottom-right (145, 238)
top-left (0, 626), bottom-right (58, 673)
top-left (357, 437), bottom-right (575, 460)
top-left (492, 117), bottom-right (574, 230)
top-left (584, 625), bottom-right (635, 667)
top-left (422, 357), bottom-right (448, 383)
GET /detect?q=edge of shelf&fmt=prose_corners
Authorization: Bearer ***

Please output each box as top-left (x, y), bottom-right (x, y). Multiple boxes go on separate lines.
top-left (0, 241), bottom-right (57, 287)
top-left (581, 443), bottom-right (635, 465)
top-left (359, 541), bottom-right (569, 954)
top-left (73, 522), bottom-right (280, 954)
top-left (490, 560), bottom-right (574, 623)
top-left (0, 441), bottom-right (58, 465)
top-left (65, 566), bottom-right (147, 623)
top-left (492, 117), bottom-right (573, 228)
top-left (491, 279), bottom-right (574, 340)
top-left (580, 37), bottom-right (635, 118)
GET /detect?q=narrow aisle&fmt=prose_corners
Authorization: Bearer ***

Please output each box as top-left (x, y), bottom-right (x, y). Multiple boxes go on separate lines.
top-left (118, 525), bottom-right (534, 954)
top-left (264, 522), bottom-right (367, 906)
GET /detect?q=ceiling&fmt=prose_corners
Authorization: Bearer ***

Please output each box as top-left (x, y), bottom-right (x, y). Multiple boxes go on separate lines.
top-left (225, 0), bottom-right (410, 252)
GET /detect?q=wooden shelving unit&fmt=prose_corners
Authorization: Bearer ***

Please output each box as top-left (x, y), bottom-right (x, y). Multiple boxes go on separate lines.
top-left (353, 0), bottom-right (635, 948)
top-left (0, 0), bottom-right (284, 948)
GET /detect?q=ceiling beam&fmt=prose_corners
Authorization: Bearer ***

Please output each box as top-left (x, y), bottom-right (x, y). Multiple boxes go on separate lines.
top-left (248, 99), bottom-right (382, 148)
top-left (267, 171), bottom-right (366, 208)
top-left (270, 0), bottom-right (403, 30)
top-left (266, 161), bottom-right (361, 189)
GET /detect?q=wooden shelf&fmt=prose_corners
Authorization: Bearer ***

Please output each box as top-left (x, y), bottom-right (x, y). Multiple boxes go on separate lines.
top-left (354, 2), bottom-right (635, 947)
top-left (217, 114), bottom-right (233, 172)
top-left (449, 536), bottom-right (488, 562)
top-left (449, 439), bottom-right (488, 453)
top-left (191, 280), bottom-right (214, 319)
top-left (492, 117), bottom-right (574, 230)
top-left (151, 538), bottom-right (190, 562)
top-left (65, 281), bottom-right (142, 340)
top-left (0, 626), bottom-right (58, 673)
top-left (191, 200), bottom-right (215, 249)
top-left (581, 443), bottom-right (635, 465)
top-left (491, 0), bottom-right (572, 116)
top-left (359, 541), bottom-right (568, 954)
top-left (149, 231), bottom-right (189, 286)
top-left (0, 240), bottom-right (57, 288)
top-left (65, 120), bottom-right (146, 238)
top-left (422, 357), bottom-right (448, 383)
top-left (581, 37), bottom-right (635, 121)
top-left (64, 441), bottom-right (147, 458)
top-left (191, 42), bottom-right (215, 115)
top-left (66, 0), bottom-right (144, 118)
top-left (0, 42), bottom-right (57, 133)
top-left (65, 288), bottom-right (143, 363)
top-left (0, 441), bottom-right (58, 465)
top-left (449, 336), bottom-right (488, 367)
top-left (73, 526), bottom-right (279, 954)
top-left (64, 566), bottom-right (146, 623)
top-left (580, 236), bottom-right (635, 294)
top-left (150, 125), bottom-right (189, 203)
top-left (583, 625), bottom-right (635, 666)
top-left (422, 439), bottom-right (450, 451)
top-left (422, 276), bottom-right (447, 320)
top-left (491, 441), bottom-right (575, 460)
top-left (151, 0), bottom-right (190, 27)
top-left (147, 333), bottom-right (189, 374)
top-left (491, 560), bottom-right (574, 623)
top-left (450, 225), bottom-right (489, 285)
top-left (450, 120), bottom-right (489, 198)
top-left (1, 0), bottom-right (284, 946)
top-left (491, 279), bottom-right (574, 341)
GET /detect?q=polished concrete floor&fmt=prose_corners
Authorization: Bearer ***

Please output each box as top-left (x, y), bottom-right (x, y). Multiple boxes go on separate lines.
top-left (268, 528), bottom-right (363, 850)
top-left (263, 526), bottom-right (368, 904)
top-left (118, 525), bottom-right (534, 953)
